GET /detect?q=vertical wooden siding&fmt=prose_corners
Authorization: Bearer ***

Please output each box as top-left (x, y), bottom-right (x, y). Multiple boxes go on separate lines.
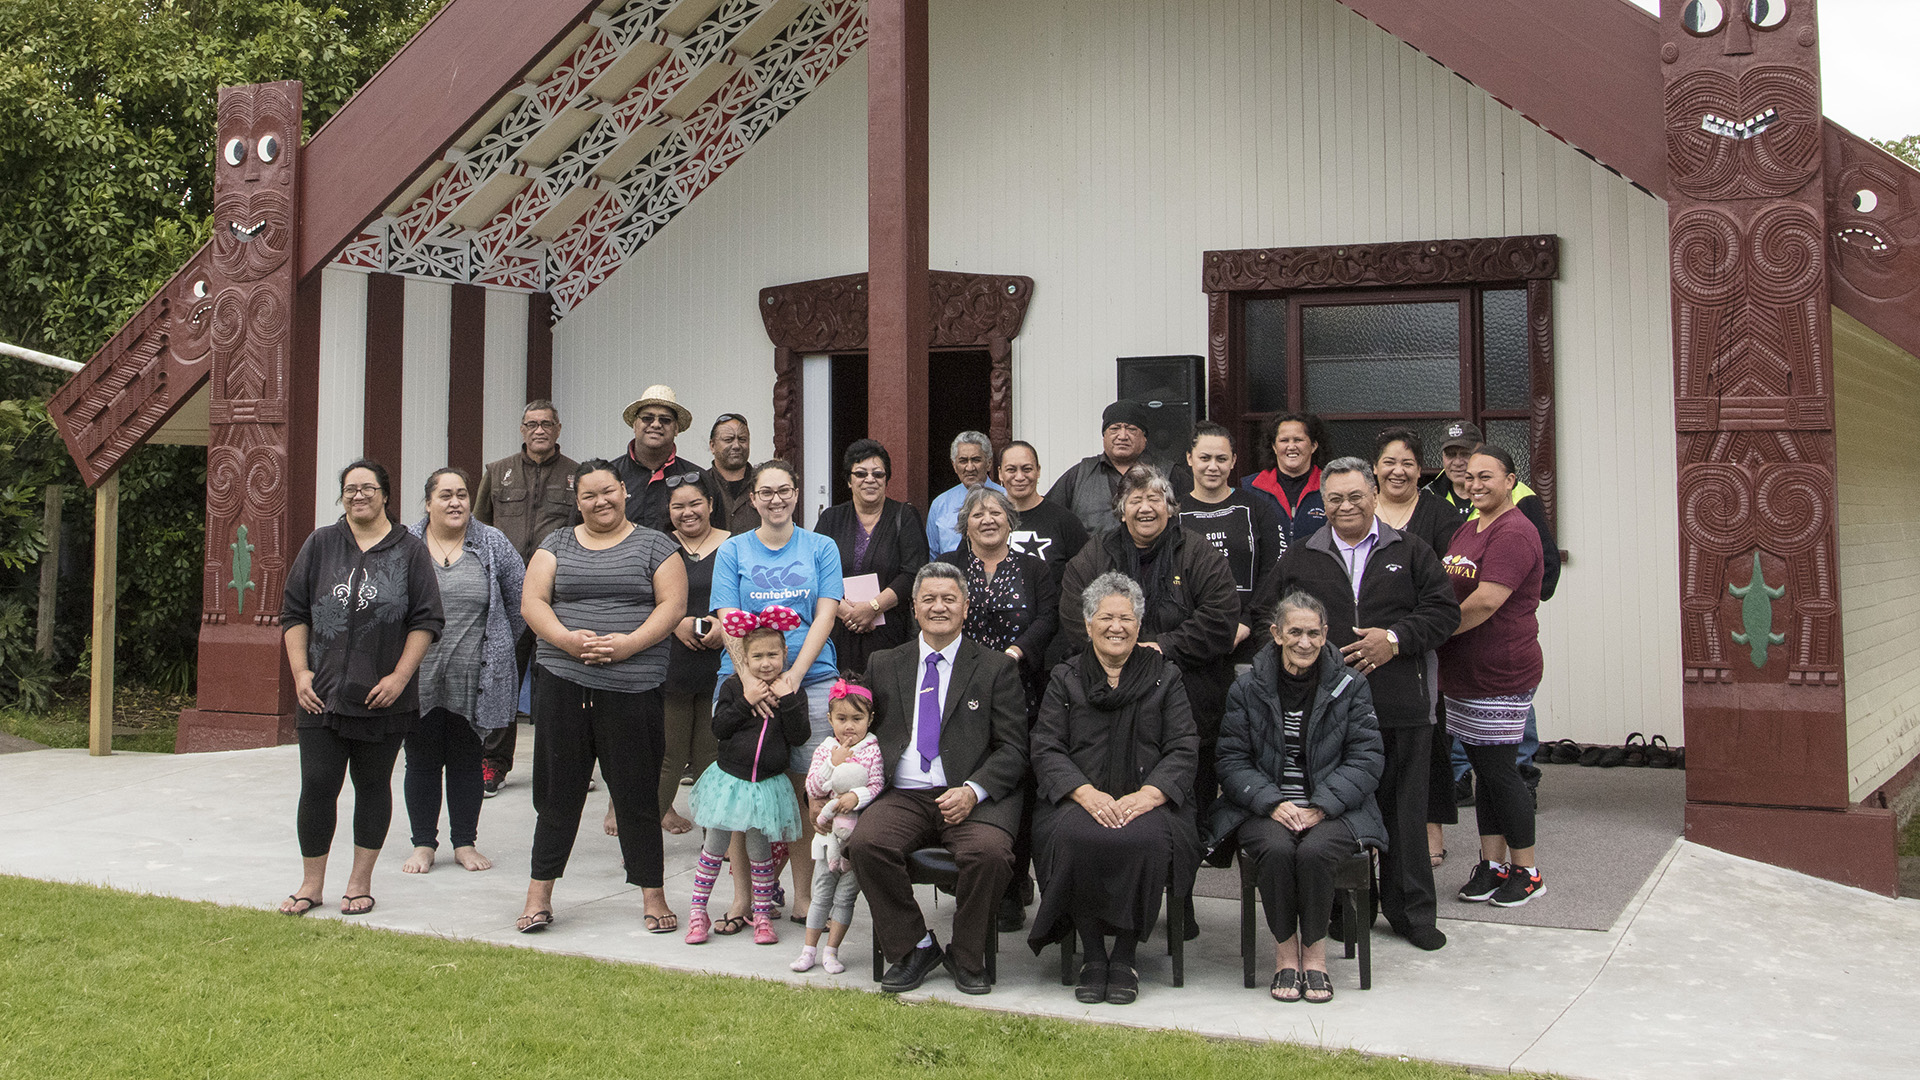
top-left (315, 269), bottom-right (368, 528)
top-left (1834, 308), bottom-right (1920, 801)
top-left (553, 0), bottom-right (1680, 745)
top-left (401, 279), bottom-right (454, 505)
top-left (483, 290), bottom-right (531, 466)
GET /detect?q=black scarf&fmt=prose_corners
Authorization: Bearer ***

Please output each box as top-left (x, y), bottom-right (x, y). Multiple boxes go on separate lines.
top-left (1079, 646), bottom-right (1164, 796)
top-left (1109, 524), bottom-right (1181, 636)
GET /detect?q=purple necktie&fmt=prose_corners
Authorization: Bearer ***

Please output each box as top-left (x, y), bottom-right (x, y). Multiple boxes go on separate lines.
top-left (918, 652), bottom-right (943, 771)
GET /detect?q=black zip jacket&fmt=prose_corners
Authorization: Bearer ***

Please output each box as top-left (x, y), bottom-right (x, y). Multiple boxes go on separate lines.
top-left (710, 675), bottom-right (811, 783)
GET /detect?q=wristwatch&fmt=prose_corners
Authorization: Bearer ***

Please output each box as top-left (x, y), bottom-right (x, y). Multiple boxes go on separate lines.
top-left (869, 597), bottom-right (882, 612)
top-left (1384, 629), bottom-right (1400, 656)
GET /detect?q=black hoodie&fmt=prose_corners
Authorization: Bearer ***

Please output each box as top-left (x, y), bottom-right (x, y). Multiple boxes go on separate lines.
top-left (282, 518), bottom-right (443, 719)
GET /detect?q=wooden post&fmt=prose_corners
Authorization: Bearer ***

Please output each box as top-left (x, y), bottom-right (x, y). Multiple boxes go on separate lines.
top-left (88, 473), bottom-right (118, 757)
top-left (35, 484), bottom-right (61, 657)
top-left (867, 0), bottom-right (931, 509)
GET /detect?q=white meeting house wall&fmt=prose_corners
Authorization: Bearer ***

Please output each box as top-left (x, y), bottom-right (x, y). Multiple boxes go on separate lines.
top-left (554, 0), bottom-right (1683, 747)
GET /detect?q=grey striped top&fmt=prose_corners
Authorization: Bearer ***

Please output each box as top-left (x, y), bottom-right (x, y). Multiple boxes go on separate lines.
top-left (535, 524), bottom-right (680, 693)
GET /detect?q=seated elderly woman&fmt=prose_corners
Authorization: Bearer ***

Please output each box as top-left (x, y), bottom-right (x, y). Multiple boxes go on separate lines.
top-left (1208, 590), bottom-right (1384, 1005)
top-left (1027, 571), bottom-right (1200, 1007)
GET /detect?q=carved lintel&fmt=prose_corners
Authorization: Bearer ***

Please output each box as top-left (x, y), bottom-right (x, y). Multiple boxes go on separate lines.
top-left (1201, 234), bottom-right (1557, 294)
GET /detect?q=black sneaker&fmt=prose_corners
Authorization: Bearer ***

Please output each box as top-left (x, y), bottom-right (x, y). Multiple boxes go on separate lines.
top-left (1489, 866), bottom-right (1544, 907)
top-left (1453, 773), bottom-right (1475, 806)
top-left (1457, 860), bottom-right (1508, 902)
top-left (481, 761), bottom-right (503, 798)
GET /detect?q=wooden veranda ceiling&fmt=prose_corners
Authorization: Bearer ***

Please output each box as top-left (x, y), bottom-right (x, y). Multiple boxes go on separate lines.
top-left (327, 0), bottom-right (866, 315)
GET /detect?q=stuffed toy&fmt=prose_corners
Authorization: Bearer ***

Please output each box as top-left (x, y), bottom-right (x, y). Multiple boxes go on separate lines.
top-left (811, 761), bottom-right (869, 873)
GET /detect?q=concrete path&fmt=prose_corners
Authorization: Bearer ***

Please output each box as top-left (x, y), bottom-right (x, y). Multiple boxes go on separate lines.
top-left (2, 740), bottom-right (1915, 1080)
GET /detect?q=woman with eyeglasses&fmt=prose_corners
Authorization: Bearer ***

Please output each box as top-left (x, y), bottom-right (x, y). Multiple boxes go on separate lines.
top-left (814, 439), bottom-right (929, 678)
top-left (712, 459), bottom-right (847, 923)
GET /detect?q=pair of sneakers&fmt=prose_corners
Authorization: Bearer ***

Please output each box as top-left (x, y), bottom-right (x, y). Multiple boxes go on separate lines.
top-left (1458, 860), bottom-right (1544, 907)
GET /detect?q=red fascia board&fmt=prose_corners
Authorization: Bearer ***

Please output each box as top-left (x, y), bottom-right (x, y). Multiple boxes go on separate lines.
top-left (1335, 0), bottom-right (1668, 198)
top-left (297, 0), bottom-right (606, 280)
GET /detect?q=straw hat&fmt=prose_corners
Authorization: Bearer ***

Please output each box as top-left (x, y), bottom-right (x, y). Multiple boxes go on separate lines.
top-left (622, 385), bottom-right (693, 431)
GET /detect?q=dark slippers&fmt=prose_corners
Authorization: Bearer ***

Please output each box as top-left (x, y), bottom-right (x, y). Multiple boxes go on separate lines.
top-left (1302, 969), bottom-right (1335, 1004)
top-left (1270, 968), bottom-right (1302, 1003)
top-left (1576, 744), bottom-right (1608, 767)
top-left (713, 913), bottom-right (750, 935)
top-left (283, 895), bottom-right (321, 916)
top-left (340, 894), bottom-right (375, 916)
top-left (1647, 735), bottom-right (1679, 768)
top-left (1544, 739), bottom-right (1583, 765)
top-left (642, 912), bottom-right (678, 934)
top-left (516, 909), bottom-right (554, 933)
top-left (1622, 732), bottom-right (1650, 767)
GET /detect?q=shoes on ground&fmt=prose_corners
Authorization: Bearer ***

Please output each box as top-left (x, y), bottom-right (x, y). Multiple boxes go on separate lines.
top-left (943, 950), bottom-right (991, 995)
top-left (880, 939), bottom-right (944, 993)
top-left (1400, 924), bottom-right (1448, 951)
top-left (1489, 865), bottom-right (1544, 907)
top-left (480, 762), bottom-right (503, 797)
top-left (1457, 859), bottom-right (1509, 903)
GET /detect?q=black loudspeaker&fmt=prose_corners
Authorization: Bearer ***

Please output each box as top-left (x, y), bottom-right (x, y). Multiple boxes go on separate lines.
top-left (1116, 355), bottom-right (1206, 460)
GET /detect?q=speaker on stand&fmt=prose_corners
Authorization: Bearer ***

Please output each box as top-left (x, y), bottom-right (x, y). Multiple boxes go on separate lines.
top-left (1115, 355), bottom-right (1206, 460)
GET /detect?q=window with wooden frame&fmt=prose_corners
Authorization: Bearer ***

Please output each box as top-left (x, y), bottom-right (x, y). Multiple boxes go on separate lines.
top-left (1203, 234), bottom-right (1559, 529)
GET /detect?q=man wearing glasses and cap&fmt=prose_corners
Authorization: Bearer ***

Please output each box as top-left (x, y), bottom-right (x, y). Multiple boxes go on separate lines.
top-left (702, 412), bottom-right (760, 532)
top-left (1045, 400), bottom-right (1191, 535)
top-left (611, 385), bottom-right (707, 533)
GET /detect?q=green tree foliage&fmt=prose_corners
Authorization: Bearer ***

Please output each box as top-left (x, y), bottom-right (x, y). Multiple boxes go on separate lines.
top-left (1875, 135), bottom-right (1920, 170)
top-left (0, 0), bottom-right (444, 704)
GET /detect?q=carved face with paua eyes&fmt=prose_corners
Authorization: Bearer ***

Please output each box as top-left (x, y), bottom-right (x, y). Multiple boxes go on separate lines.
top-left (209, 82), bottom-right (298, 284)
top-left (1663, 0), bottom-right (1821, 201)
top-left (1827, 134), bottom-right (1920, 303)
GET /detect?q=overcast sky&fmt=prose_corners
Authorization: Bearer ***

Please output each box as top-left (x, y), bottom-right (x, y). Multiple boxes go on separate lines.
top-left (1625, 0), bottom-right (1918, 140)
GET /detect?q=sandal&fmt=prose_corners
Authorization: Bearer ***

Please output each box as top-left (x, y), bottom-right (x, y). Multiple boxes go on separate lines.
top-left (1429, 848), bottom-right (1447, 869)
top-left (516, 909), bottom-right (554, 933)
top-left (1622, 732), bottom-right (1649, 767)
top-left (1545, 739), bottom-right (1583, 765)
top-left (713, 913), bottom-right (750, 936)
top-left (1302, 968), bottom-right (1335, 1004)
top-left (1646, 734), bottom-right (1678, 768)
top-left (340, 894), bottom-right (375, 916)
top-left (643, 912), bottom-right (679, 934)
top-left (282, 895), bottom-right (321, 916)
top-left (1270, 968), bottom-right (1302, 1003)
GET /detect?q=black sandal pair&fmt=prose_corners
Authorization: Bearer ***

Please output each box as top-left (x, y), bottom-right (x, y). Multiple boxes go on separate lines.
top-left (1269, 968), bottom-right (1333, 1003)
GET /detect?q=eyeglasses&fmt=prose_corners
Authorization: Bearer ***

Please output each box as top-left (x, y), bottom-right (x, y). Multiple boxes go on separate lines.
top-left (713, 413), bottom-right (746, 427)
top-left (1321, 494), bottom-right (1374, 507)
top-left (342, 485), bottom-right (382, 498)
top-left (521, 419), bottom-right (559, 431)
top-left (635, 412), bottom-right (677, 428)
top-left (754, 486), bottom-right (797, 502)
top-left (850, 469), bottom-right (887, 480)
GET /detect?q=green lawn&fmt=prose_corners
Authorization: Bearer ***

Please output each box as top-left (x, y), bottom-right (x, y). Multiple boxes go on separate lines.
top-left (0, 683), bottom-right (181, 754)
top-left (0, 876), bottom-right (1523, 1080)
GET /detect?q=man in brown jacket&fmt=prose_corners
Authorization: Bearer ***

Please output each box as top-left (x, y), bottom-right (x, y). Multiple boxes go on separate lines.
top-left (473, 399), bottom-right (578, 793)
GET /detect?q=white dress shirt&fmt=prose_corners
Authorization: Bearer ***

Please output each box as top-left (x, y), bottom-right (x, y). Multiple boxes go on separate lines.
top-left (1331, 518), bottom-right (1381, 604)
top-left (893, 634), bottom-right (989, 803)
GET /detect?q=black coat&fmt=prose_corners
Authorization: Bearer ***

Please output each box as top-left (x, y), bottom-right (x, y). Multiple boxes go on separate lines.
top-left (609, 444), bottom-right (704, 533)
top-left (1260, 520), bottom-right (1460, 727)
top-left (1206, 644), bottom-right (1387, 853)
top-left (815, 499), bottom-right (930, 674)
top-left (864, 636), bottom-right (1029, 836)
top-left (710, 676), bottom-right (811, 783)
top-left (1030, 651), bottom-right (1203, 886)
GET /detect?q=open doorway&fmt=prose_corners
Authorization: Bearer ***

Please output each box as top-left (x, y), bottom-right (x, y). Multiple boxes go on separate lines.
top-left (826, 349), bottom-right (993, 507)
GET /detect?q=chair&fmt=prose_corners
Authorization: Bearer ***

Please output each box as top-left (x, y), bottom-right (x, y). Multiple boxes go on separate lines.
top-left (1053, 874), bottom-right (1186, 987)
top-left (869, 846), bottom-right (997, 984)
top-left (1238, 844), bottom-right (1376, 990)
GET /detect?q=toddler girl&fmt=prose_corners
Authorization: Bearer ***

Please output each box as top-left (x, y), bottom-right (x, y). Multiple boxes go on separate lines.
top-left (684, 608), bottom-right (810, 945)
top-left (791, 674), bottom-right (885, 973)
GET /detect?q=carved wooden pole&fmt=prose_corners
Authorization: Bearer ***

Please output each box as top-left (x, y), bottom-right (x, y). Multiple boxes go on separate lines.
top-left (867, 0), bottom-right (930, 508)
top-left (177, 81), bottom-right (304, 752)
top-left (1664, 1), bottom-right (1892, 890)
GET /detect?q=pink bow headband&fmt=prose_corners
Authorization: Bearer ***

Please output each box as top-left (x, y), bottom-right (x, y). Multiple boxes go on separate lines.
top-left (722, 606), bottom-right (802, 638)
top-left (829, 679), bottom-right (873, 704)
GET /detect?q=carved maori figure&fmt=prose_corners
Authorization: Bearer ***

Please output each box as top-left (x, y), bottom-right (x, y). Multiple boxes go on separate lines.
top-left (1663, 0), bottom-right (1839, 687)
top-left (1825, 126), bottom-right (1920, 307)
top-left (202, 82), bottom-right (301, 630)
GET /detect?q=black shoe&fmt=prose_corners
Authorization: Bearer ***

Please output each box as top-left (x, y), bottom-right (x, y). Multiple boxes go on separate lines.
top-left (1457, 859), bottom-right (1508, 903)
top-left (1489, 866), bottom-right (1544, 907)
top-left (1074, 961), bottom-right (1108, 1004)
top-left (1400, 924), bottom-right (1448, 951)
top-left (1453, 773), bottom-right (1475, 806)
top-left (1104, 964), bottom-right (1139, 1005)
top-left (879, 940), bottom-right (944, 993)
top-left (942, 950), bottom-right (991, 995)
top-left (996, 892), bottom-right (1026, 933)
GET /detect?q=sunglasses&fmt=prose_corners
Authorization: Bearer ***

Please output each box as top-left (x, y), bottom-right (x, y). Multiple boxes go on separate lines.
top-left (850, 469), bottom-right (888, 480)
top-left (665, 473), bottom-right (704, 489)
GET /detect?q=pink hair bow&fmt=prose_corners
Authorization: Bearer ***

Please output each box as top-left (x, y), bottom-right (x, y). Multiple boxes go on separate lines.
top-left (828, 679), bottom-right (873, 704)
top-left (722, 605), bottom-right (802, 638)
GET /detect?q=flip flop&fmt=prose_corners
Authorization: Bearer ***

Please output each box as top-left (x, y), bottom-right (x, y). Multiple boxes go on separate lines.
top-left (283, 895), bottom-right (321, 916)
top-left (1546, 739), bottom-right (1583, 765)
top-left (1428, 848), bottom-right (1447, 868)
top-left (341, 894), bottom-right (375, 916)
top-left (1646, 734), bottom-right (1679, 769)
top-left (643, 912), bottom-right (679, 934)
top-left (1622, 732), bottom-right (1649, 767)
top-left (516, 909), bottom-right (554, 933)
top-left (713, 913), bottom-right (750, 935)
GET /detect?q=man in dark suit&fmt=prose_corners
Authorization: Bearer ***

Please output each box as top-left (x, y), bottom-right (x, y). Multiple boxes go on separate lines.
top-left (845, 561), bottom-right (1028, 995)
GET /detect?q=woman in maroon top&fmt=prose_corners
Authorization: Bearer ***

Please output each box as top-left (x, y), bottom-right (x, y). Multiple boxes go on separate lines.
top-left (1437, 446), bottom-right (1545, 909)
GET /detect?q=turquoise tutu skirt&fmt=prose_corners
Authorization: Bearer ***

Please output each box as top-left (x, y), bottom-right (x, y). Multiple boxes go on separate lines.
top-left (687, 763), bottom-right (804, 842)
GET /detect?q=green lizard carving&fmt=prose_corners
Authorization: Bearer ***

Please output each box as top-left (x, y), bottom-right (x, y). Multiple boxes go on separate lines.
top-left (1728, 551), bottom-right (1784, 669)
top-left (229, 523), bottom-right (256, 615)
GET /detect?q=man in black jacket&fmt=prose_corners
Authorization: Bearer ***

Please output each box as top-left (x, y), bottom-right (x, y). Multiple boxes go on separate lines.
top-left (1266, 457), bottom-right (1460, 951)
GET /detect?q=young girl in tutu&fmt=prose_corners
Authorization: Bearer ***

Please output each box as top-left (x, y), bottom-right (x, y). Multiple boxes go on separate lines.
top-left (684, 608), bottom-right (810, 945)
top-left (791, 674), bottom-right (885, 974)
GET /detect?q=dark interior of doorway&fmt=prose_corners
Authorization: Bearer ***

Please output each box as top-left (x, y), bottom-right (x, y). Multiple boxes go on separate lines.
top-left (827, 350), bottom-right (992, 515)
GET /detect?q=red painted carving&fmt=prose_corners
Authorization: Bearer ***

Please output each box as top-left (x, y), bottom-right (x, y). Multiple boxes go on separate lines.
top-left (1824, 124), bottom-right (1920, 352)
top-left (48, 244), bottom-right (218, 487)
top-left (1664, 2), bottom-right (1846, 808)
top-left (1201, 234), bottom-right (1557, 294)
top-left (759, 271), bottom-right (1034, 463)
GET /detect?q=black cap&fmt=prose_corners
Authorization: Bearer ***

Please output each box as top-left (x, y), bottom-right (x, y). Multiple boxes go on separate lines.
top-left (1102, 400), bottom-right (1156, 431)
top-left (1440, 420), bottom-right (1485, 452)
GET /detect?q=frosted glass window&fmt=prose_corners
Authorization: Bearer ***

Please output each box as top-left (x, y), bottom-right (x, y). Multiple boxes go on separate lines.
top-left (1244, 298), bottom-right (1288, 413)
top-left (1301, 302), bottom-right (1460, 414)
top-left (1483, 289), bottom-right (1531, 411)
top-left (1483, 419), bottom-right (1532, 484)
top-left (1323, 418), bottom-right (1458, 470)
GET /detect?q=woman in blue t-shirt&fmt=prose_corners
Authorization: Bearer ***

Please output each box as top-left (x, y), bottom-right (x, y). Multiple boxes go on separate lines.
top-left (711, 459), bottom-right (845, 922)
